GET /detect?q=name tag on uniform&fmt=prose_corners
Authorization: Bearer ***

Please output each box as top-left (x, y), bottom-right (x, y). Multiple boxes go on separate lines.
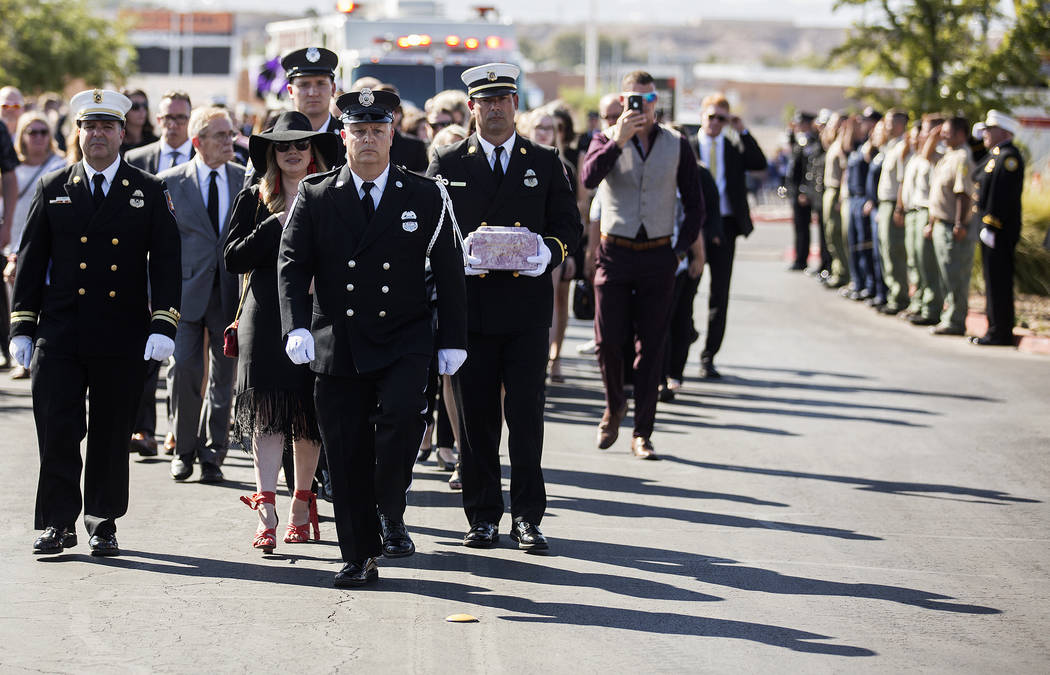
top-left (449, 181), bottom-right (466, 188)
top-left (49, 196), bottom-right (72, 205)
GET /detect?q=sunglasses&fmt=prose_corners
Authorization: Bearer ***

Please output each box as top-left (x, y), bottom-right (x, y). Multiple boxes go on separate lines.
top-left (1, 103), bottom-right (23, 110)
top-left (274, 140), bottom-right (311, 152)
top-left (26, 128), bottom-right (50, 137)
top-left (130, 102), bottom-right (147, 111)
top-left (624, 92), bottom-right (658, 103)
top-left (707, 113), bottom-right (728, 123)
top-left (428, 120), bottom-right (451, 130)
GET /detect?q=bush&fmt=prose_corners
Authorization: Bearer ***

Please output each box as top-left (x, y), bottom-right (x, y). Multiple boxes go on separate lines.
top-left (1017, 187), bottom-right (1050, 296)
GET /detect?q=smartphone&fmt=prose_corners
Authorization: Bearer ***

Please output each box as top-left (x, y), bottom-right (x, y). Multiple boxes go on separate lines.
top-left (627, 94), bottom-right (643, 111)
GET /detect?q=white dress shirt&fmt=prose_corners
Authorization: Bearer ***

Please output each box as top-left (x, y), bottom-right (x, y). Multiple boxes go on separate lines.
top-left (160, 138), bottom-right (194, 169)
top-left (81, 157), bottom-right (121, 197)
top-left (195, 156), bottom-right (230, 234)
top-left (698, 132), bottom-right (732, 217)
top-left (350, 164), bottom-right (391, 211)
top-left (477, 132), bottom-right (515, 173)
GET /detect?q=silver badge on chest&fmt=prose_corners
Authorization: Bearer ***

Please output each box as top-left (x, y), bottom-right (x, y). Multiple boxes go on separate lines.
top-left (130, 188), bottom-right (145, 208)
top-left (523, 168), bottom-right (538, 188)
top-left (401, 210), bottom-right (418, 232)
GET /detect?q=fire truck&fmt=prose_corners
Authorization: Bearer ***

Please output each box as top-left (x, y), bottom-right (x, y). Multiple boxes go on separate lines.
top-left (264, 2), bottom-right (520, 108)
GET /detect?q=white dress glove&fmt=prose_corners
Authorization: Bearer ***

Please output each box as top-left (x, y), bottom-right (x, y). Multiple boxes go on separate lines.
top-left (9, 336), bottom-right (32, 369)
top-left (438, 348), bottom-right (467, 375)
top-left (980, 227), bottom-right (996, 249)
top-left (521, 234), bottom-right (552, 277)
top-left (463, 233), bottom-right (488, 276)
top-left (143, 334), bottom-right (175, 362)
top-left (285, 328), bottom-right (315, 365)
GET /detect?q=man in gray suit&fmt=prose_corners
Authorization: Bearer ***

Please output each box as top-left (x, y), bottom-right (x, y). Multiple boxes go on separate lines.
top-left (125, 91), bottom-right (194, 174)
top-left (159, 106), bottom-right (244, 483)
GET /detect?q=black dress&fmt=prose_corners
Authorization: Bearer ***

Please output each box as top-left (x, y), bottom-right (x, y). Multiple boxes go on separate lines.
top-left (224, 185), bottom-right (320, 442)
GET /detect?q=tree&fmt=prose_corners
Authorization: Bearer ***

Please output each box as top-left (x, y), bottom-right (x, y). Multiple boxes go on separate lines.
top-left (0, 0), bottom-right (136, 94)
top-left (546, 32), bottom-right (630, 70)
top-left (831, 0), bottom-right (1049, 118)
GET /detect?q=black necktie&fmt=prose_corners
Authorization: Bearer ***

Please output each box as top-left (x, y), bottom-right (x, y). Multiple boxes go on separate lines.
top-left (92, 173), bottom-right (105, 209)
top-left (207, 170), bottom-right (220, 236)
top-left (169, 151), bottom-right (179, 169)
top-left (361, 181), bottom-right (375, 220)
top-left (493, 146), bottom-right (504, 184)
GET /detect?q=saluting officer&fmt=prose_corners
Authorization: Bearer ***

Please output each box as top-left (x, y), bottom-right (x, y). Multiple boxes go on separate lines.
top-left (10, 90), bottom-right (181, 556)
top-left (278, 87), bottom-right (467, 587)
top-left (427, 63), bottom-right (582, 553)
top-left (973, 110), bottom-right (1026, 347)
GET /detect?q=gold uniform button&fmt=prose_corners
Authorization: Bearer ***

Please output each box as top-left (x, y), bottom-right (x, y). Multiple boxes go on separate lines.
top-left (78, 288), bottom-right (86, 295)
top-left (111, 265), bottom-right (117, 271)
top-left (346, 284), bottom-right (354, 291)
top-left (513, 271), bottom-right (520, 277)
top-left (381, 286), bottom-right (389, 293)
top-left (378, 310), bottom-right (387, 317)
top-left (514, 221), bottom-right (521, 227)
top-left (80, 236), bottom-right (88, 243)
top-left (79, 262), bottom-right (87, 269)
top-left (346, 309), bottom-right (355, 317)
top-left (111, 238), bottom-right (119, 245)
top-left (479, 273), bottom-right (487, 279)
top-left (382, 262), bottom-right (390, 270)
top-left (109, 291), bottom-right (116, 298)
top-left (480, 222), bottom-right (487, 227)
top-left (348, 260), bottom-right (356, 268)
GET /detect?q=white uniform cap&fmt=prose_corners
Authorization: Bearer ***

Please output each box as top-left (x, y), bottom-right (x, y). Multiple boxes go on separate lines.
top-left (984, 110), bottom-right (1020, 136)
top-left (71, 89), bottom-right (132, 124)
top-left (460, 63), bottom-right (520, 98)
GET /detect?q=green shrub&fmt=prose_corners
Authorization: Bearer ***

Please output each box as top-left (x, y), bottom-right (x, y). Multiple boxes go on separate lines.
top-left (1017, 187), bottom-right (1050, 296)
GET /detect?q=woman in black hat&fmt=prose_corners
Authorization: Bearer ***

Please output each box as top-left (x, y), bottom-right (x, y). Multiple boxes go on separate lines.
top-left (223, 111), bottom-right (341, 553)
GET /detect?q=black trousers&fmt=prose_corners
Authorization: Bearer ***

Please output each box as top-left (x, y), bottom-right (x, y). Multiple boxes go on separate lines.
top-left (663, 270), bottom-right (702, 382)
top-left (31, 347), bottom-right (144, 536)
top-left (456, 327), bottom-right (547, 527)
top-left (701, 229), bottom-right (738, 364)
top-left (814, 200), bottom-right (830, 271)
top-left (982, 239), bottom-right (1016, 342)
top-left (793, 201), bottom-right (812, 267)
top-left (132, 359), bottom-right (161, 436)
top-left (314, 355), bottom-right (430, 562)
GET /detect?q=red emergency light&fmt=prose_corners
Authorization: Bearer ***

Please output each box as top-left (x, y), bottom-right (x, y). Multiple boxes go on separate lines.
top-left (445, 35), bottom-right (461, 47)
top-left (336, 0), bottom-right (355, 12)
top-left (485, 36), bottom-right (501, 49)
top-left (396, 34), bottom-right (432, 48)
top-left (464, 37), bottom-right (480, 49)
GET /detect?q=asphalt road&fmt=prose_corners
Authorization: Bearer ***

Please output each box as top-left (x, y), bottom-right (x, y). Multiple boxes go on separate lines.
top-left (1, 222), bottom-right (1048, 673)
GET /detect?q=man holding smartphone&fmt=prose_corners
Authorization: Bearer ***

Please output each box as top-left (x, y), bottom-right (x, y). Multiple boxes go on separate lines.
top-left (581, 70), bottom-right (705, 460)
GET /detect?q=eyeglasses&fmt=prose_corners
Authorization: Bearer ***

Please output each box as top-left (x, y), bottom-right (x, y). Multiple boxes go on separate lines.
top-left (1, 103), bottom-right (23, 110)
top-left (274, 140), bottom-right (311, 152)
top-left (428, 120), bottom-right (451, 130)
top-left (706, 114), bottom-right (728, 123)
top-left (25, 128), bottom-right (50, 137)
top-left (204, 131), bottom-right (238, 141)
top-left (130, 102), bottom-right (147, 111)
top-left (160, 114), bottom-right (189, 124)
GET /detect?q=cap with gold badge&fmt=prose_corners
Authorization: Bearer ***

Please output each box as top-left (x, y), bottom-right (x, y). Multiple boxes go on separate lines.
top-left (70, 89), bottom-right (132, 124)
top-left (460, 63), bottom-right (519, 99)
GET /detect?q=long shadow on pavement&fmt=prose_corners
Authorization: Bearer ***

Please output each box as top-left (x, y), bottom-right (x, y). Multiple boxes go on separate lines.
top-left (707, 375), bottom-right (999, 403)
top-left (541, 467), bottom-right (790, 507)
top-left (661, 456), bottom-right (1040, 504)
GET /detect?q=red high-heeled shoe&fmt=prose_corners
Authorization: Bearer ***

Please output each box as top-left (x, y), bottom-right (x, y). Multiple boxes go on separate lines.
top-left (240, 491), bottom-right (277, 553)
top-left (284, 489), bottom-right (320, 543)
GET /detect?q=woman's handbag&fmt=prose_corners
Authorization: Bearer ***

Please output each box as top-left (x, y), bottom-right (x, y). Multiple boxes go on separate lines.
top-left (223, 272), bottom-right (251, 358)
top-left (572, 279), bottom-right (595, 321)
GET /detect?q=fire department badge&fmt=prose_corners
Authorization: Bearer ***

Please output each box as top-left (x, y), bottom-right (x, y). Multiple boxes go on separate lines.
top-left (306, 47), bottom-right (320, 63)
top-left (359, 88), bottom-right (374, 107)
top-left (93, 90), bottom-right (103, 104)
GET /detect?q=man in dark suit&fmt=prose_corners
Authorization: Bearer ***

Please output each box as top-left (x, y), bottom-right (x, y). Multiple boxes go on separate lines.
top-left (279, 88), bottom-right (467, 587)
top-left (973, 110), bottom-right (1025, 347)
top-left (694, 93), bottom-right (767, 379)
top-left (10, 89), bottom-right (181, 556)
top-left (284, 48), bottom-right (343, 135)
top-left (124, 90), bottom-right (194, 457)
top-left (124, 91), bottom-right (194, 174)
top-left (428, 63), bottom-right (582, 552)
top-left (375, 83), bottom-right (428, 172)
top-left (159, 107), bottom-right (245, 483)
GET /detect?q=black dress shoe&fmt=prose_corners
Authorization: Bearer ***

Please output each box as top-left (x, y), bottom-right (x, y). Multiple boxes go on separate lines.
top-left (33, 526), bottom-right (77, 554)
top-left (88, 533), bottom-right (120, 557)
top-left (699, 361), bottom-right (722, 380)
top-left (658, 384), bottom-right (675, 403)
top-left (333, 558), bottom-right (378, 587)
top-left (510, 521), bottom-right (549, 552)
top-left (463, 522), bottom-right (499, 548)
top-left (378, 514), bottom-right (415, 558)
top-left (129, 432), bottom-right (158, 457)
top-left (970, 335), bottom-right (1013, 346)
top-left (199, 462), bottom-right (224, 484)
top-left (171, 456), bottom-right (193, 481)
top-left (908, 315), bottom-right (938, 326)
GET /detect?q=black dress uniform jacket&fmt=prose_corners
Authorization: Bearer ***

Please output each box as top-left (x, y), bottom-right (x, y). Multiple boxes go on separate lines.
top-left (278, 163), bottom-right (467, 375)
top-left (978, 141), bottom-right (1025, 245)
top-left (426, 133), bottom-right (582, 333)
top-left (11, 161), bottom-right (182, 354)
top-left (391, 131), bottom-right (428, 172)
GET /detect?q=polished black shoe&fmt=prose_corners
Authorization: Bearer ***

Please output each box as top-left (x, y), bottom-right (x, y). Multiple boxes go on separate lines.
top-left (33, 526), bottom-right (77, 554)
top-left (510, 521), bottom-right (549, 552)
top-left (970, 335), bottom-right (1013, 347)
top-left (333, 558), bottom-right (378, 587)
top-left (463, 522), bottom-right (499, 548)
top-left (378, 514), bottom-right (415, 558)
top-left (199, 462), bottom-right (224, 484)
top-left (658, 384), bottom-right (675, 403)
top-left (699, 360), bottom-right (722, 380)
top-left (88, 533), bottom-right (120, 557)
top-left (171, 456), bottom-right (193, 481)
top-left (129, 432), bottom-right (158, 457)
top-left (908, 314), bottom-right (938, 326)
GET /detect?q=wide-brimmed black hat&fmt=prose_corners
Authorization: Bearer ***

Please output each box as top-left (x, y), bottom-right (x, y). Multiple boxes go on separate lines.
top-left (281, 47), bottom-right (338, 80)
top-left (249, 111), bottom-right (342, 175)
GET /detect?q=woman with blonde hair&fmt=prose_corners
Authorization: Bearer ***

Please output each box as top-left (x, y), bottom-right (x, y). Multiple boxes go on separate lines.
top-left (224, 111), bottom-right (341, 553)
